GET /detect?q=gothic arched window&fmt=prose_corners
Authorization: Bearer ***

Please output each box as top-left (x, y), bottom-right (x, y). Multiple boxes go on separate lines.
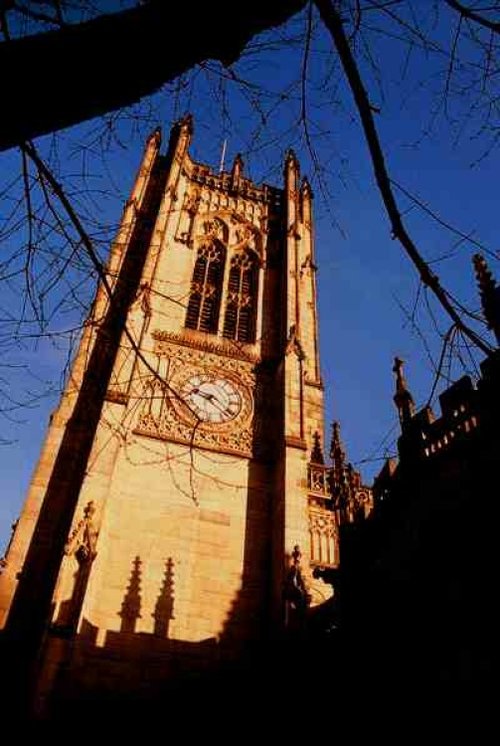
top-left (185, 241), bottom-right (225, 334)
top-left (222, 250), bottom-right (258, 343)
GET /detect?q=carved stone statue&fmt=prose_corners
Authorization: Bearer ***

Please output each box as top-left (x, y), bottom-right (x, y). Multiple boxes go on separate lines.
top-left (65, 501), bottom-right (98, 565)
top-left (283, 544), bottom-right (311, 617)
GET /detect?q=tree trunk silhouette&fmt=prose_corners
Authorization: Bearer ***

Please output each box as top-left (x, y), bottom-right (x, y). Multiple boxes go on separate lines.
top-left (0, 0), bottom-right (307, 151)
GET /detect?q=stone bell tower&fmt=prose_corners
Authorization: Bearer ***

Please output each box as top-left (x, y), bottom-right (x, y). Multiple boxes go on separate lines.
top-left (0, 116), bottom-right (363, 715)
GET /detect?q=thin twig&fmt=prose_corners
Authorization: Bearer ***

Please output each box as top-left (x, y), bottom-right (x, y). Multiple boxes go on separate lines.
top-left (446, 0), bottom-right (500, 35)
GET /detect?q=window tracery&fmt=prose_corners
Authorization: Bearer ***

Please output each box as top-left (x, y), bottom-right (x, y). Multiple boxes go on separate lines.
top-left (185, 215), bottom-right (260, 343)
top-left (222, 250), bottom-right (258, 343)
top-left (185, 240), bottom-right (225, 333)
top-left (309, 508), bottom-right (337, 567)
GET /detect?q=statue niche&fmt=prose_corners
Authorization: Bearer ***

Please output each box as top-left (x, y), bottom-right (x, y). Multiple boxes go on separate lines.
top-left (51, 501), bottom-right (99, 635)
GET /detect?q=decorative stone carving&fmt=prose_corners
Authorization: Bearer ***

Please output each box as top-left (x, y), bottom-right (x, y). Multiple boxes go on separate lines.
top-left (310, 431), bottom-right (324, 464)
top-left (0, 519), bottom-right (18, 572)
top-left (309, 508), bottom-right (337, 539)
top-left (184, 190), bottom-right (200, 214)
top-left (190, 208), bottom-right (263, 262)
top-left (283, 544), bottom-right (311, 617)
top-left (355, 489), bottom-right (374, 520)
top-left (308, 506), bottom-right (337, 567)
top-left (308, 463), bottom-right (330, 496)
top-left (134, 342), bottom-right (256, 457)
top-left (65, 501), bottom-right (99, 565)
top-left (152, 329), bottom-right (259, 362)
top-left (203, 217), bottom-right (226, 240)
top-left (106, 280), bottom-right (151, 399)
top-left (285, 324), bottom-right (306, 360)
top-left (175, 188), bottom-right (201, 244)
top-left (135, 282), bottom-right (151, 318)
top-left (300, 254), bottom-right (317, 274)
top-left (234, 224), bottom-right (253, 245)
top-left (104, 390), bottom-right (129, 405)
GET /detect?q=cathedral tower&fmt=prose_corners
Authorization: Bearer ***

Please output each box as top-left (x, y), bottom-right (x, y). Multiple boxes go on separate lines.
top-left (0, 118), bottom-right (357, 714)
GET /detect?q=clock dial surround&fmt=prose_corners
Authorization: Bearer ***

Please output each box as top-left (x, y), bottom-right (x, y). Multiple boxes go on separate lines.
top-left (181, 374), bottom-right (242, 424)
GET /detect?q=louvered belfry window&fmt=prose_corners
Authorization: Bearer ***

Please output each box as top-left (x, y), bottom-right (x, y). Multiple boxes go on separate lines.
top-left (185, 241), bottom-right (225, 333)
top-left (222, 250), bottom-right (258, 343)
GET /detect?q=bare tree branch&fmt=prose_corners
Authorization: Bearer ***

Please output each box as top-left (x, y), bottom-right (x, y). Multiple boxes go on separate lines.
top-left (446, 0), bottom-right (500, 34)
top-left (21, 140), bottom-right (198, 416)
top-left (314, 0), bottom-right (493, 356)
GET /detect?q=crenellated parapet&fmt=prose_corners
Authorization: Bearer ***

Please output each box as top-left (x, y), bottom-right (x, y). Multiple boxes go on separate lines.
top-left (391, 358), bottom-right (496, 468)
top-left (188, 160), bottom-right (282, 208)
top-left (385, 256), bottom-right (500, 473)
top-left (410, 376), bottom-right (479, 461)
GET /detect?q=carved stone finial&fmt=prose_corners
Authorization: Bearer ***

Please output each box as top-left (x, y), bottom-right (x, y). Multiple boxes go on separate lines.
top-left (300, 176), bottom-right (312, 196)
top-left (230, 153), bottom-right (244, 191)
top-left (232, 153), bottom-right (243, 175)
top-left (147, 127), bottom-right (162, 146)
top-left (311, 431), bottom-right (324, 464)
top-left (178, 113), bottom-right (193, 133)
top-left (330, 421), bottom-right (347, 493)
top-left (169, 114), bottom-right (193, 152)
top-left (474, 253), bottom-right (494, 292)
top-left (285, 324), bottom-right (306, 360)
top-left (393, 356), bottom-right (415, 427)
top-left (473, 253), bottom-right (500, 345)
top-left (330, 421), bottom-right (345, 465)
top-left (284, 149), bottom-right (300, 184)
top-left (300, 176), bottom-right (313, 224)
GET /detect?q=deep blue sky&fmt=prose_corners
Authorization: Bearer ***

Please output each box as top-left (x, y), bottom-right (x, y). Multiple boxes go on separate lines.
top-left (1, 3), bottom-right (499, 550)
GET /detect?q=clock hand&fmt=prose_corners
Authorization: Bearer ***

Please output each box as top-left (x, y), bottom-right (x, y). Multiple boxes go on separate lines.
top-left (203, 392), bottom-right (228, 414)
top-left (189, 387), bottom-right (227, 414)
top-left (191, 387), bottom-right (216, 402)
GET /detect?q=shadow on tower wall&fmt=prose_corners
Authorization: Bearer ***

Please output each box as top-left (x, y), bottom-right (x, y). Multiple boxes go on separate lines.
top-left (29, 313), bottom-right (311, 724)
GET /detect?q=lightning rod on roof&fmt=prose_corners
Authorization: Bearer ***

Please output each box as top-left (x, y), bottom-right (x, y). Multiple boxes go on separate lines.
top-left (219, 138), bottom-right (227, 174)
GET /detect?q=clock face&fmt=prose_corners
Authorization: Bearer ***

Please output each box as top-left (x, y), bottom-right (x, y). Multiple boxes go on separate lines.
top-left (181, 374), bottom-right (242, 424)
